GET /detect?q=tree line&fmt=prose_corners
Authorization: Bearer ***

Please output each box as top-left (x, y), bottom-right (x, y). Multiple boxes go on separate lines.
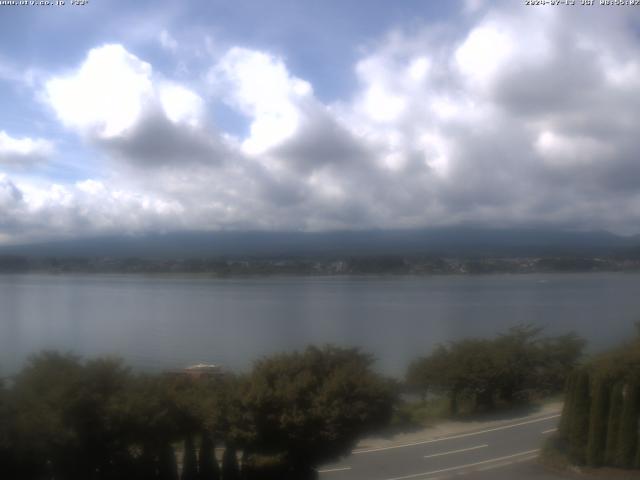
top-left (406, 325), bottom-right (584, 415)
top-left (0, 346), bottom-right (394, 480)
top-left (555, 329), bottom-right (640, 469)
top-left (0, 326), bottom-right (584, 479)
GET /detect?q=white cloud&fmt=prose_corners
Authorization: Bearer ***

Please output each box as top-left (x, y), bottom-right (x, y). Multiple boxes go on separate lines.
top-left (158, 82), bottom-right (204, 127)
top-left (158, 29), bottom-right (178, 52)
top-left (0, 131), bottom-right (54, 165)
top-left (211, 48), bottom-right (312, 155)
top-left (535, 131), bottom-right (613, 167)
top-left (44, 44), bottom-right (221, 167)
top-left (46, 45), bottom-right (155, 138)
top-left (6, 6), bottom-right (640, 242)
top-left (463, 0), bottom-right (486, 14)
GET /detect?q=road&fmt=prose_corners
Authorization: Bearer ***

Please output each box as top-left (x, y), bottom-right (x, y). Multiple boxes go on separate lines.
top-left (318, 413), bottom-right (564, 480)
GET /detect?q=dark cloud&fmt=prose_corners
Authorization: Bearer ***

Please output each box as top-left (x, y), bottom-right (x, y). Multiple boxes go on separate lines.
top-left (97, 108), bottom-right (229, 167)
top-left (273, 108), bottom-right (373, 173)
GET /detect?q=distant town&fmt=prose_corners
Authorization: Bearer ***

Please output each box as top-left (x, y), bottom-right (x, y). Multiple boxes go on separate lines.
top-left (2, 254), bottom-right (640, 275)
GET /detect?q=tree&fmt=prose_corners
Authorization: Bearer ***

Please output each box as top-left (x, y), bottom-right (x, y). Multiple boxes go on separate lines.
top-left (586, 376), bottom-right (610, 466)
top-left (0, 375), bottom-right (19, 479)
top-left (568, 369), bottom-right (590, 464)
top-left (158, 442), bottom-right (179, 480)
top-left (558, 371), bottom-right (577, 441)
top-left (222, 446), bottom-right (240, 480)
top-left (241, 452), bottom-right (288, 480)
top-left (406, 346), bottom-right (448, 401)
top-left (615, 380), bottom-right (640, 468)
top-left (241, 346), bottom-right (395, 477)
top-left (406, 326), bottom-right (584, 416)
top-left (9, 352), bottom-right (83, 478)
top-left (605, 382), bottom-right (624, 466)
top-left (199, 431), bottom-right (220, 480)
top-left (182, 435), bottom-right (198, 480)
top-left (537, 333), bottom-right (585, 395)
top-left (8, 352), bottom-right (140, 479)
top-left (493, 325), bottom-right (544, 404)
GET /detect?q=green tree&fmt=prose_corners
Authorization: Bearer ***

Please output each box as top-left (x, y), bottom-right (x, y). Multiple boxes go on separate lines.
top-left (537, 333), bottom-right (585, 394)
top-left (615, 380), bottom-right (640, 468)
top-left (241, 346), bottom-right (395, 478)
top-left (558, 371), bottom-right (577, 441)
top-left (182, 435), bottom-right (198, 480)
top-left (493, 325), bottom-right (543, 404)
top-left (568, 369), bottom-right (590, 464)
top-left (605, 382), bottom-right (624, 466)
top-left (405, 345), bottom-right (449, 401)
top-left (586, 376), bottom-right (610, 466)
top-left (158, 442), bottom-right (179, 480)
top-left (0, 375), bottom-right (20, 479)
top-left (9, 352), bottom-right (132, 479)
top-left (406, 326), bottom-right (584, 417)
top-left (199, 430), bottom-right (220, 480)
top-left (222, 446), bottom-right (240, 480)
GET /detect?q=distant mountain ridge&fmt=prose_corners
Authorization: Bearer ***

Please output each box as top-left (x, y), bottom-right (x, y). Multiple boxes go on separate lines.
top-left (0, 227), bottom-right (638, 259)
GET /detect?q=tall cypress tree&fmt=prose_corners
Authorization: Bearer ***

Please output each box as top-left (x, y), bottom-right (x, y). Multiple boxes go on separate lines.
top-left (158, 443), bottom-right (179, 480)
top-left (222, 445), bottom-right (240, 480)
top-left (586, 376), bottom-right (610, 466)
top-left (568, 369), bottom-right (591, 465)
top-left (605, 382), bottom-right (624, 466)
top-left (182, 436), bottom-right (198, 480)
top-left (135, 446), bottom-right (157, 480)
top-left (558, 371), bottom-right (577, 440)
top-left (615, 380), bottom-right (640, 468)
top-left (199, 431), bottom-right (220, 480)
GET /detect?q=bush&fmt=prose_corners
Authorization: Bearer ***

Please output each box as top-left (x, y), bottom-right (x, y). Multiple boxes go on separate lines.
top-left (568, 369), bottom-right (590, 464)
top-left (406, 326), bottom-right (584, 416)
top-left (615, 380), bottom-right (640, 468)
top-left (586, 376), bottom-right (610, 466)
top-left (605, 382), bottom-right (624, 466)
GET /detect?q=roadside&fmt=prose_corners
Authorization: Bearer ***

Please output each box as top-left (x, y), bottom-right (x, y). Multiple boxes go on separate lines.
top-left (354, 401), bottom-right (563, 453)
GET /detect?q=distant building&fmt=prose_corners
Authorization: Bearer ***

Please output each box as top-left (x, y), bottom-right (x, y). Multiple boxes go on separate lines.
top-left (184, 363), bottom-right (224, 379)
top-left (166, 363), bottom-right (224, 380)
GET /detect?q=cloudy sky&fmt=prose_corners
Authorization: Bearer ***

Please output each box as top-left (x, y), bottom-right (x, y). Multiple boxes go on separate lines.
top-left (0, 0), bottom-right (639, 243)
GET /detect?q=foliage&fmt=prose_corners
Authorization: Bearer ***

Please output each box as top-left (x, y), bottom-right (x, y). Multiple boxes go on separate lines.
top-left (391, 396), bottom-right (451, 429)
top-left (557, 372), bottom-right (576, 441)
top-left (615, 380), bottom-right (640, 468)
top-left (181, 436), bottom-right (198, 480)
top-left (221, 446), bottom-right (240, 480)
top-left (1, 346), bottom-right (396, 479)
top-left (553, 332), bottom-right (640, 470)
top-left (239, 345), bottom-right (395, 475)
top-left (157, 442), bottom-right (179, 480)
top-left (605, 382), bottom-right (624, 466)
top-left (406, 325), bottom-right (584, 415)
top-left (567, 369), bottom-right (590, 464)
top-left (198, 430), bottom-right (220, 480)
top-left (586, 375), bottom-right (610, 466)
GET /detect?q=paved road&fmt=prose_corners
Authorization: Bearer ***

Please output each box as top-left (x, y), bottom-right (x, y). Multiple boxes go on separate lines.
top-left (318, 413), bottom-right (562, 480)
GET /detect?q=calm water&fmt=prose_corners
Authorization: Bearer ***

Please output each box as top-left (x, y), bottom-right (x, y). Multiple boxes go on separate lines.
top-left (1, 273), bottom-right (638, 376)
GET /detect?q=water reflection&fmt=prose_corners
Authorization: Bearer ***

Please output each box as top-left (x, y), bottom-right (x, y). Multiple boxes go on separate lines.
top-left (0, 273), bottom-right (638, 376)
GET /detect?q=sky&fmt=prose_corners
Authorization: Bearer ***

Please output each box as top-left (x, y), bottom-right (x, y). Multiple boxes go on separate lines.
top-left (0, 0), bottom-right (640, 244)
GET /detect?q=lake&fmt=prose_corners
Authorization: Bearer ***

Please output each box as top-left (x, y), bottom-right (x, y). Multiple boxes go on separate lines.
top-left (0, 272), bottom-right (638, 377)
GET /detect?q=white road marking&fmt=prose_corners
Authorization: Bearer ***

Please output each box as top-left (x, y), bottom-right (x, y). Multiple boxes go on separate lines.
top-left (542, 428), bottom-right (557, 434)
top-left (353, 414), bottom-right (560, 454)
top-left (383, 449), bottom-right (540, 480)
top-left (423, 444), bottom-right (488, 459)
top-left (461, 451), bottom-right (539, 477)
top-left (318, 466), bottom-right (352, 473)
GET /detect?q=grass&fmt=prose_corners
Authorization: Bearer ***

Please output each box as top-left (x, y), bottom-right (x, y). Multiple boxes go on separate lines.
top-left (389, 396), bottom-right (451, 431)
top-left (389, 392), bottom-right (563, 435)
